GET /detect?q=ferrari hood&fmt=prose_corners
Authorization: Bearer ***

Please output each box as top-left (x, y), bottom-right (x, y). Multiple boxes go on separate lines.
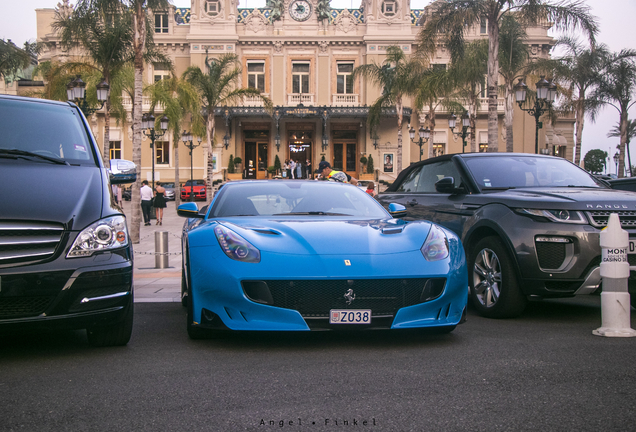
top-left (201, 218), bottom-right (432, 255)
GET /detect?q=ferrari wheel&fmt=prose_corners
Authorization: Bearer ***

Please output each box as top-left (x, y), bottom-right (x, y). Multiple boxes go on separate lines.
top-left (186, 289), bottom-right (210, 340)
top-left (469, 236), bottom-right (527, 318)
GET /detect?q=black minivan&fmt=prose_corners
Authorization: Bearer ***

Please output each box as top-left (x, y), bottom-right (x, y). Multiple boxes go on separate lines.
top-left (0, 95), bottom-right (136, 346)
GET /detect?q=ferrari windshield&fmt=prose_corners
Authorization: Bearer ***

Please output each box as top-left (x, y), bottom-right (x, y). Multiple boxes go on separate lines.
top-left (463, 155), bottom-right (603, 189)
top-left (211, 181), bottom-right (389, 218)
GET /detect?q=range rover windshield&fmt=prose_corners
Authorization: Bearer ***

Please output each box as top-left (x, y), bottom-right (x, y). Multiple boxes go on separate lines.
top-left (464, 155), bottom-right (603, 189)
top-left (0, 99), bottom-right (96, 166)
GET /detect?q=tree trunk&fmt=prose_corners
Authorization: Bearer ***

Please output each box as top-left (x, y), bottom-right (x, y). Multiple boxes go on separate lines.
top-left (487, 15), bottom-right (500, 152)
top-left (396, 96), bottom-right (403, 173)
top-left (206, 111), bottom-right (216, 205)
top-left (619, 109), bottom-right (628, 178)
top-left (130, 4), bottom-right (146, 244)
top-left (103, 99), bottom-right (111, 166)
top-left (174, 139), bottom-right (180, 207)
top-left (504, 81), bottom-right (514, 152)
top-left (428, 109), bottom-right (436, 159)
top-left (574, 89), bottom-right (586, 166)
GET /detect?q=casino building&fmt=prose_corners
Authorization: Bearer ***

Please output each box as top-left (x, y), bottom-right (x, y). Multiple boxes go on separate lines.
top-left (35, 0), bottom-right (574, 184)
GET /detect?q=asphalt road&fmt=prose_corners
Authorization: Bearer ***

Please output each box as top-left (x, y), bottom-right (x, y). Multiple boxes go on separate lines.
top-left (1, 297), bottom-right (635, 432)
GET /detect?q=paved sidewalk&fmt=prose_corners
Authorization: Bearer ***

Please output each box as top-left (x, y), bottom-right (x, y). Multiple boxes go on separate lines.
top-left (120, 199), bottom-right (189, 303)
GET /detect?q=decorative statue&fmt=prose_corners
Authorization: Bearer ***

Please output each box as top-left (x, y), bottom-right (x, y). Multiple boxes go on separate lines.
top-left (269, 0), bottom-right (284, 22)
top-left (316, 0), bottom-right (331, 22)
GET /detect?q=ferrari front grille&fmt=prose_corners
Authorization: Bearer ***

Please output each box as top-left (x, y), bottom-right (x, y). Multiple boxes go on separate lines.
top-left (262, 278), bottom-right (445, 318)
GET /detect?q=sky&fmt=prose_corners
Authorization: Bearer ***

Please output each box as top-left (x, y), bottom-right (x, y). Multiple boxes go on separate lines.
top-left (2, 0), bottom-right (635, 171)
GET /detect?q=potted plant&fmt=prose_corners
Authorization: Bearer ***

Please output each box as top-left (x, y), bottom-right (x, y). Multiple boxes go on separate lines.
top-left (233, 156), bottom-right (243, 173)
top-left (359, 154), bottom-right (375, 180)
top-left (267, 166), bottom-right (277, 178)
top-left (226, 154), bottom-right (243, 180)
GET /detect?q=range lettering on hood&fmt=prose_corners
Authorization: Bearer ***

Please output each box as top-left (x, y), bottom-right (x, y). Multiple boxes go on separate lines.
top-left (586, 204), bottom-right (633, 209)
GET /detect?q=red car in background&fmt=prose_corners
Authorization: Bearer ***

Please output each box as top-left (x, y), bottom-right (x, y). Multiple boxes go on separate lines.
top-left (181, 179), bottom-right (206, 201)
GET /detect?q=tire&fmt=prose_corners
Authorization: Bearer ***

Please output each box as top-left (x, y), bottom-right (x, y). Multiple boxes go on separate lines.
top-left (469, 236), bottom-right (527, 318)
top-left (87, 302), bottom-right (134, 347)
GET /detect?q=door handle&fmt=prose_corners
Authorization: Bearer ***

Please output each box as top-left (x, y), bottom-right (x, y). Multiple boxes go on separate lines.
top-left (408, 199), bottom-right (418, 207)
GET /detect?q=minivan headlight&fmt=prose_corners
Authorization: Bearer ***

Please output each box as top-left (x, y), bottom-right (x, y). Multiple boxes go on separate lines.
top-left (67, 216), bottom-right (129, 257)
top-left (515, 208), bottom-right (587, 224)
top-left (421, 224), bottom-right (449, 261)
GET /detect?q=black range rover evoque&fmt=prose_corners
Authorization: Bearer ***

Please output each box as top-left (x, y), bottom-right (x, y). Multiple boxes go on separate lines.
top-left (0, 95), bottom-right (136, 346)
top-left (377, 153), bottom-right (636, 318)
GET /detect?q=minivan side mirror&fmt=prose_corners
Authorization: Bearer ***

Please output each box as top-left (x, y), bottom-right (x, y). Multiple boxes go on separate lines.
top-left (109, 159), bottom-right (137, 184)
top-left (178, 202), bottom-right (204, 219)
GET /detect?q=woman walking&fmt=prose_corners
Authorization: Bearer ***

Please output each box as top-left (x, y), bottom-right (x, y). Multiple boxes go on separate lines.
top-left (153, 182), bottom-right (167, 225)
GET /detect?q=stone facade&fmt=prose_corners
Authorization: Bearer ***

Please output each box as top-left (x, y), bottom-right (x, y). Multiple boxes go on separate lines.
top-left (34, 0), bottom-right (574, 183)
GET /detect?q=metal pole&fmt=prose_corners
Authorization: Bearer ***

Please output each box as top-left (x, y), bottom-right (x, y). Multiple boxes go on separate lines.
top-left (155, 231), bottom-right (169, 269)
top-left (190, 144), bottom-right (194, 202)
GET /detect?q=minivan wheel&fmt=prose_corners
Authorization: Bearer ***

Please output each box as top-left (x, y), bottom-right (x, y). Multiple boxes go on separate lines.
top-left (469, 236), bottom-right (527, 318)
top-left (87, 302), bottom-right (133, 347)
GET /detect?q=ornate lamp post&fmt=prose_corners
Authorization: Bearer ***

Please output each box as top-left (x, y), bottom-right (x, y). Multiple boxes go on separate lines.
top-left (514, 76), bottom-right (557, 154)
top-left (66, 75), bottom-right (109, 117)
top-left (182, 131), bottom-right (202, 201)
top-left (614, 152), bottom-right (620, 176)
top-left (141, 113), bottom-right (168, 192)
top-left (408, 125), bottom-right (430, 161)
top-left (449, 111), bottom-right (471, 153)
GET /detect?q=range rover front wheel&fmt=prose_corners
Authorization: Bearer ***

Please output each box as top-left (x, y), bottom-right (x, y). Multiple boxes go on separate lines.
top-left (469, 236), bottom-right (527, 318)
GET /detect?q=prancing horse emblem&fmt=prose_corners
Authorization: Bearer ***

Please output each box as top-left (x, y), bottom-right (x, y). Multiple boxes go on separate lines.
top-left (344, 288), bottom-right (355, 305)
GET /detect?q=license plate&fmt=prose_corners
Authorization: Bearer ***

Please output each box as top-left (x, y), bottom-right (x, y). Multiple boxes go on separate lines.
top-left (630, 240), bottom-right (636, 254)
top-left (329, 309), bottom-right (371, 324)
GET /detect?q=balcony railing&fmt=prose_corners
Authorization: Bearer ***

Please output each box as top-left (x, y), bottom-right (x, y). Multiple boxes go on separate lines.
top-left (243, 94), bottom-right (269, 107)
top-left (287, 93), bottom-right (314, 106)
top-left (122, 96), bottom-right (156, 112)
top-left (332, 94), bottom-right (359, 106)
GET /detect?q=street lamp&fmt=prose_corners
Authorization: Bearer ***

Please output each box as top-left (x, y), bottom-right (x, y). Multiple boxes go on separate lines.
top-left (141, 113), bottom-right (168, 192)
top-left (408, 125), bottom-right (430, 161)
top-left (448, 111), bottom-right (471, 153)
top-left (181, 131), bottom-right (202, 201)
top-left (614, 152), bottom-right (620, 175)
top-left (322, 134), bottom-right (329, 152)
top-left (66, 75), bottom-right (110, 117)
top-left (514, 76), bottom-right (557, 154)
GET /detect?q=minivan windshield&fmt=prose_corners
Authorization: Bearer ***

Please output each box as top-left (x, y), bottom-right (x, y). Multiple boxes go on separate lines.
top-left (0, 99), bottom-right (96, 165)
top-left (464, 155), bottom-right (603, 189)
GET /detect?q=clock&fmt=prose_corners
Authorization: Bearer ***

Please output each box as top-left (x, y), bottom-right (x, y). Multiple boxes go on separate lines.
top-left (289, 0), bottom-right (312, 21)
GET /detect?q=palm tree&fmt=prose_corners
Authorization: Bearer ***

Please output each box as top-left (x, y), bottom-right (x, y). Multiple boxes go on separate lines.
top-left (0, 39), bottom-right (33, 82)
top-left (446, 40), bottom-right (488, 152)
top-left (54, 2), bottom-right (135, 165)
top-left (591, 56), bottom-right (636, 178)
top-left (414, 68), bottom-right (463, 158)
top-left (146, 76), bottom-right (205, 206)
top-left (183, 53), bottom-right (272, 204)
top-left (498, 14), bottom-right (530, 152)
top-left (352, 46), bottom-right (422, 172)
top-left (607, 119), bottom-right (636, 177)
top-left (418, 0), bottom-right (598, 153)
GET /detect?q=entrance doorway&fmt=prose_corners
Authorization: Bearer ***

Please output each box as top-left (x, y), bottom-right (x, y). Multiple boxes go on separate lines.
top-left (245, 142), bottom-right (268, 179)
top-left (288, 130), bottom-right (313, 179)
top-left (332, 130), bottom-right (358, 178)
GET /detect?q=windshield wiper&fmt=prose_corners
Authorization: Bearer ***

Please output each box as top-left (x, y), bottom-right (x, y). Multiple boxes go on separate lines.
top-left (273, 211), bottom-right (352, 216)
top-left (481, 186), bottom-right (516, 190)
top-left (0, 149), bottom-right (69, 165)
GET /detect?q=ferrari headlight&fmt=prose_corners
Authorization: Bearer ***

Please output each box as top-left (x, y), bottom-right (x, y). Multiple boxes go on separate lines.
top-left (214, 224), bottom-right (261, 263)
top-left (421, 224), bottom-right (449, 261)
top-left (515, 208), bottom-right (587, 224)
top-left (67, 215), bottom-right (129, 258)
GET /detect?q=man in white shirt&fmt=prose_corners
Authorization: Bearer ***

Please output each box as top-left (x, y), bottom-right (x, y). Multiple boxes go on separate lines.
top-left (140, 180), bottom-right (153, 226)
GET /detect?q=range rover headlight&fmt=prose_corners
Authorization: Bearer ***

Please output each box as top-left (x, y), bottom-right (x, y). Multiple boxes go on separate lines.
top-left (214, 224), bottom-right (261, 263)
top-left (515, 208), bottom-right (587, 224)
top-left (421, 224), bottom-right (449, 261)
top-left (67, 215), bottom-right (129, 257)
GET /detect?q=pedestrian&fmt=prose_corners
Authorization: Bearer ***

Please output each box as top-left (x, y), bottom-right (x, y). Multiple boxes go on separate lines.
top-left (317, 161), bottom-right (358, 185)
top-left (289, 159), bottom-right (296, 179)
top-left (140, 180), bottom-right (153, 226)
top-left (365, 181), bottom-right (377, 197)
top-left (153, 181), bottom-right (167, 225)
top-left (112, 184), bottom-right (122, 206)
top-left (305, 159), bottom-right (312, 179)
top-left (283, 160), bottom-right (290, 178)
top-left (295, 159), bottom-right (303, 180)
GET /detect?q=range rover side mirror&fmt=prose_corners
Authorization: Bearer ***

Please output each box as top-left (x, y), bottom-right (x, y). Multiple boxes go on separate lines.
top-left (435, 177), bottom-right (456, 194)
top-left (109, 159), bottom-right (137, 184)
